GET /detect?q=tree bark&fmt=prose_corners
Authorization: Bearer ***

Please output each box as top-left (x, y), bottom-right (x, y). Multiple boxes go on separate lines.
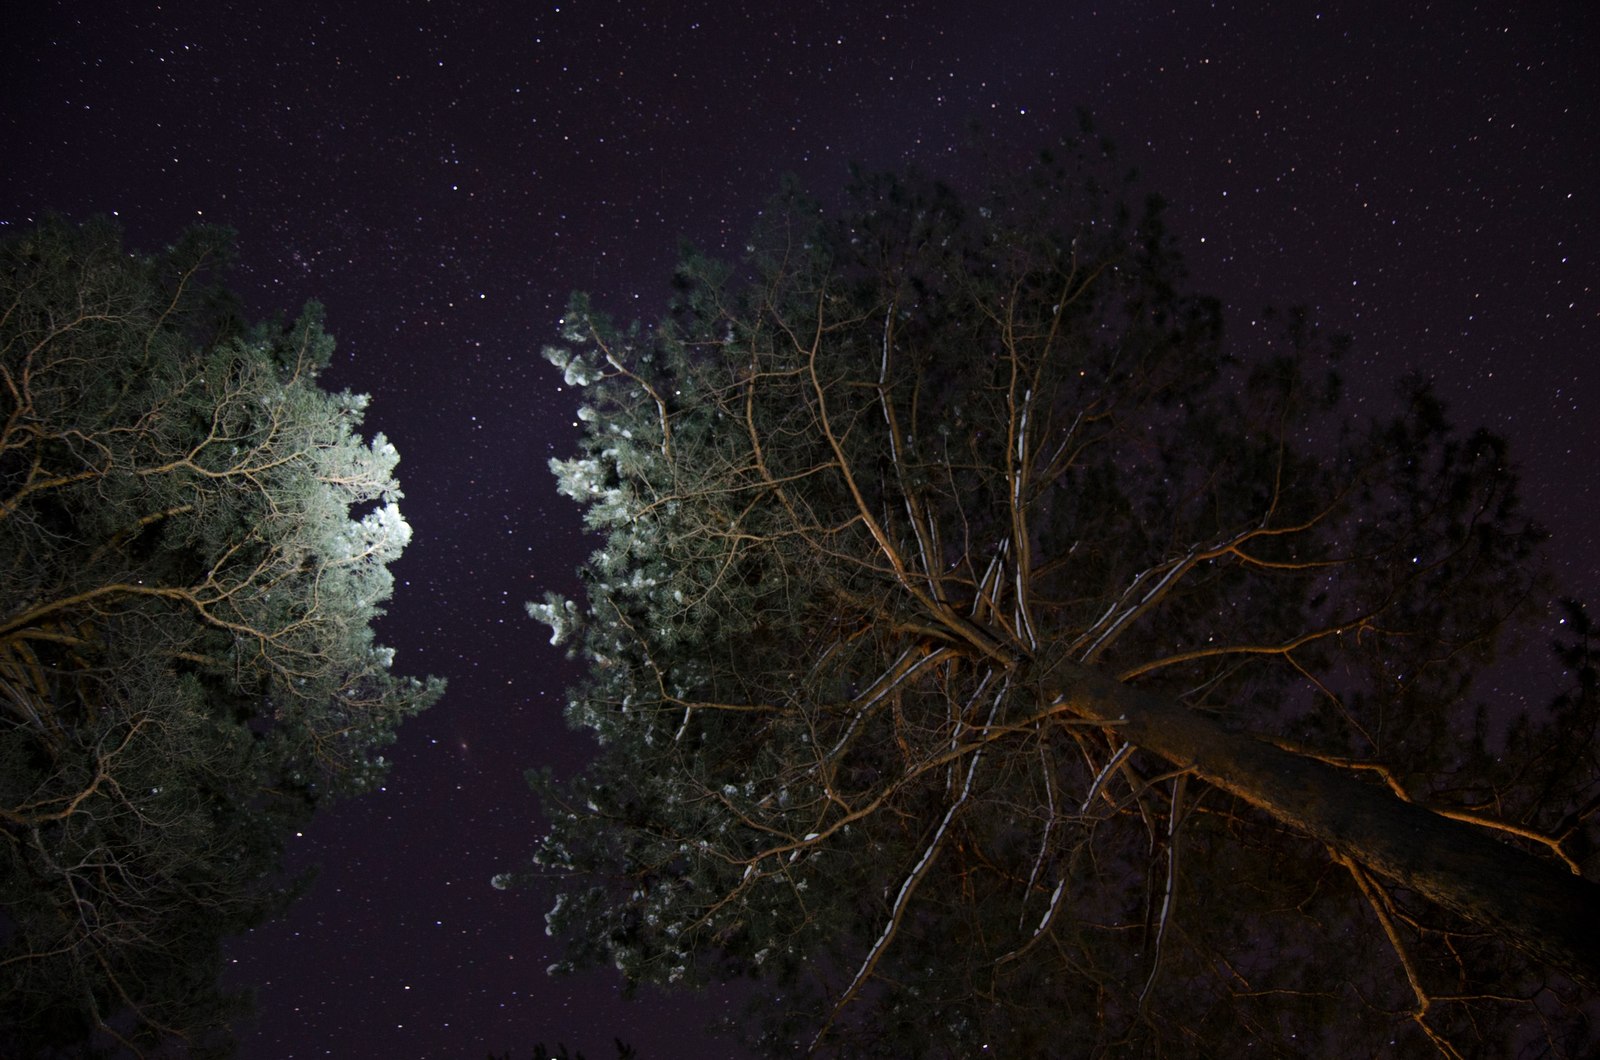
top-left (1047, 658), bottom-right (1600, 991)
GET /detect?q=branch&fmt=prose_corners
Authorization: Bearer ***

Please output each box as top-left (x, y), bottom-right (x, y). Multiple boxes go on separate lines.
top-left (1137, 773), bottom-right (1189, 1017)
top-left (1334, 850), bottom-right (1465, 1059)
top-left (810, 692), bottom-right (1002, 1053)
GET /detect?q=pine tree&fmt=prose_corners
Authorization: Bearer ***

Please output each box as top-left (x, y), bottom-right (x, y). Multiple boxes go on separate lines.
top-left (518, 142), bottom-right (1598, 1056)
top-left (0, 218), bottom-right (441, 1056)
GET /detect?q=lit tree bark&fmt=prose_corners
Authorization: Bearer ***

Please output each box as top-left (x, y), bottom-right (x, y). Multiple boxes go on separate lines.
top-left (1046, 656), bottom-right (1600, 989)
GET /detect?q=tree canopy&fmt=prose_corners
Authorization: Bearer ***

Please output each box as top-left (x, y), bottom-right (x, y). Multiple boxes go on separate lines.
top-left (518, 141), bottom-right (1599, 1057)
top-left (1, 218), bottom-right (441, 1056)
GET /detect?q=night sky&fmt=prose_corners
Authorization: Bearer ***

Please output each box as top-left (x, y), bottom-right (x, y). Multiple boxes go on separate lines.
top-left (3, 2), bottom-right (1596, 1057)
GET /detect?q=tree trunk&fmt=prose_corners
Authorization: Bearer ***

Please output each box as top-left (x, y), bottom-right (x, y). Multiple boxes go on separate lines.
top-left (1047, 658), bottom-right (1600, 990)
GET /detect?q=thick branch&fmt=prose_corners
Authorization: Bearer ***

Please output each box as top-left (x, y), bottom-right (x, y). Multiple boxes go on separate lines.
top-left (1046, 657), bottom-right (1600, 990)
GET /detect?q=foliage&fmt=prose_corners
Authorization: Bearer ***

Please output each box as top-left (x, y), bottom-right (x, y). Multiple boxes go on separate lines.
top-left (487, 1041), bottom-right (637, 1060)
top-left (516, 137), bottom-right (1599, 1057)
top-left (0, 217), bottom-right (441, 1056)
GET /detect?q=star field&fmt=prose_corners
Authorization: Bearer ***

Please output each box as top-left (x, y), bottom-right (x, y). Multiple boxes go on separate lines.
top-left (3, 2), bottom-right (1595, 1056)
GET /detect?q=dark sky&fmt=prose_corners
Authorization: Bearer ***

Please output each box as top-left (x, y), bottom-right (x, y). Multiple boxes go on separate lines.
top-left (3, 2), bottom-right (1596, 1057)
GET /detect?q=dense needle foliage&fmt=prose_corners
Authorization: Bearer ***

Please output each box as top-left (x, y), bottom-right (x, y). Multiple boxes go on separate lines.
top-left (0, 218), bottom-right (441, 1056)
top-left (517, 140), bottom-right (1598, 1056)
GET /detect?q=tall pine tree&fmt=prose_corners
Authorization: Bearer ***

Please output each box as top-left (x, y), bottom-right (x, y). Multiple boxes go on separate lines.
top-left (1, 218), bottom-right (441, 1056)
top-left (517, 141), bottom-right (1598, 1056)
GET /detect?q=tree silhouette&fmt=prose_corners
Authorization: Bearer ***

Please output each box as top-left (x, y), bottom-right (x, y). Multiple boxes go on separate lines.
top-left (487, 1041), bottom-right (637, 1060)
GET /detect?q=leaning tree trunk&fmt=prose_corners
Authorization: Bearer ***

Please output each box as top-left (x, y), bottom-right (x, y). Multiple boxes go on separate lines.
top-left (1046, 658), bottom-right (1600, 991)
